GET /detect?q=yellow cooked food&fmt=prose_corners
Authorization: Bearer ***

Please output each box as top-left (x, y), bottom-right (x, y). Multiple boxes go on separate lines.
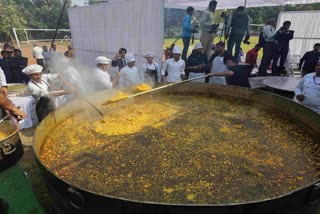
top-left (102, 92), bottom-right (129, 105)
top-left (0, 131), bottom-right (7, 140)
top-left (135, 83), bottom-right (152, 92)
top-left (95, 101), bottom-right (178, 135)
top-left (40, 94), bottom-right (320, 205)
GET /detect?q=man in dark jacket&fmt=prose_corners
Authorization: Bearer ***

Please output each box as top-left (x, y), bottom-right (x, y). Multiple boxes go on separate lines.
top-left (185, 42), bottom-right (208, 81)
top-left (0, 50), bottom-right (14, 83)
top-left (111, 48), bottom-right (127, 72)
top-left (274, 21), bottom-right (294, 76)
top-left (225, 6), bottom-right (250, 61)
top-left (299, 43), bottom-right (320, 76)
top-left (11, 49), bottom-right (29, 83)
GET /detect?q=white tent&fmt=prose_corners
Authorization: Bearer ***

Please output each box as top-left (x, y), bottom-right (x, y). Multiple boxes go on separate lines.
top-left (68, 0), bottom-right (164, 69)
top-left (165, 0), bottom-right (320, 10)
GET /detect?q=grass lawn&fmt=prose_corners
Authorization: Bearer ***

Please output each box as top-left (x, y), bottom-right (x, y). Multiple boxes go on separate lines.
top-left (163, 36), bottom-right (261, 59)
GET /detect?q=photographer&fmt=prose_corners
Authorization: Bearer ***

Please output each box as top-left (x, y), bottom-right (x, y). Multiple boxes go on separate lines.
top-left (225, 6), bottom-right (251, 61)
top-left (199, 0), bottom-right (219, 60)
top-left (274, 21), bottom-right (294, 76)
top-left (111, 48), bottom-right (127, 72)
top-left (181, 6), bottom-right (196, 61)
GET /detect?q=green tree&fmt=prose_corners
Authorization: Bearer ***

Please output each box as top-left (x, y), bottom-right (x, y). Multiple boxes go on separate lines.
top-left (0, 0), bottom-right (26, 41)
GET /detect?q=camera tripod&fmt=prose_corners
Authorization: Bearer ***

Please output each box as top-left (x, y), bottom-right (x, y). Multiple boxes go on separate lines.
top-left (219, 13), bottom-right (229, 43)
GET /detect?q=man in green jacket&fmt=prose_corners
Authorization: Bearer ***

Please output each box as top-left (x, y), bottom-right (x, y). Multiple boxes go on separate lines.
top-left (225, 6), bottom-right (251, 62)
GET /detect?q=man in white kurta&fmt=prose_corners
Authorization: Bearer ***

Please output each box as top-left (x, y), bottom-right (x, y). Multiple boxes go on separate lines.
top-left (161, 46), bottom-right (186, 82)
top-left (119, 53), bottom-right (143, 87)
top-left (93, 56), bottom-right (120, 91)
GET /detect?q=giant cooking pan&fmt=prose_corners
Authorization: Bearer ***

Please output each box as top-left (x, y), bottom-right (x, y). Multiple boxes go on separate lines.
top-left (33, 83), bottom-right (320, 214)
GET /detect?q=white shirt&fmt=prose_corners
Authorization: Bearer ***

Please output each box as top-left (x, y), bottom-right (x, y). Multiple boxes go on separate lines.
top-left (0, 67), bottom-right (7, 87)
top-left (294, 72), bottom-right (320, 113)
top-left (209, 56), bottom-right (227, 85)
top-left (119, 66), bottom-right (142, 87)
top-left (93, 67), bottom-right (113, 90)
top-left (27, 73), bottom-right (59, 102)
top-left (32, 46), bottom-right (44, 59)
top-left (140, 62), bottom-right (161, 83)
top-left (161, 58), bottom-right (185, 82)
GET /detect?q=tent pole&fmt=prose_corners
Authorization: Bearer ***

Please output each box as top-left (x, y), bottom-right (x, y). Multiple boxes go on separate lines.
top-left (50, 0), bottom-right (68, 50)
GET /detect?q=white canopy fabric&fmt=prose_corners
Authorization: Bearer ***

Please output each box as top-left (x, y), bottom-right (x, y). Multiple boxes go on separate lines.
top-left (165, 0), bottom-right (320, 10)
top-left (68, 0), bottom-right (164, 69)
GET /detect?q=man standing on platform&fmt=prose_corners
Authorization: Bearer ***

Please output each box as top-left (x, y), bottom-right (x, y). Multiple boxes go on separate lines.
top-left (181, 6), bottom-right (195, 61)
top-left (225, 6), bottom-right (251, 62)
top-left (199, 0), bottom-right (219, 60)
top-left (274, 21), bottom-right (294, 76)
top-left (257, 19), bottom-right (277, 76)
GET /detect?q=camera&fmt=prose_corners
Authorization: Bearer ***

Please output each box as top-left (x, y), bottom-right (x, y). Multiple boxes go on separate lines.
top-left (243, 40), bottom-right (250, 45)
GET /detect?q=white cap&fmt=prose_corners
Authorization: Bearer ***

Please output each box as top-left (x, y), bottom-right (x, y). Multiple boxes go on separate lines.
top-left (144, 52), bottom-right (154, 58)
top-left (173, 46), bottom-right (181, 55)
top-left (194, 42), bottom-right (203, 49)
top-left (95, 56), bottom-right (111, 65)
top-left (125, 53), bottom-right (135, 63)
top-left (22, 64), bottom-right (43, 75)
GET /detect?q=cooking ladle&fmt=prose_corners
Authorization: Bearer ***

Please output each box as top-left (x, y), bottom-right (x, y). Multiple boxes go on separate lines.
top-left (80, 95), bottom-right (104, 117)
top-left (104, 75), bottom-right (209, 104)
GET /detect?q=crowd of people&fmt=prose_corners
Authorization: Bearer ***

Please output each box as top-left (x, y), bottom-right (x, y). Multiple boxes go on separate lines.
top-left (1, 0), bottom-right (320, 124)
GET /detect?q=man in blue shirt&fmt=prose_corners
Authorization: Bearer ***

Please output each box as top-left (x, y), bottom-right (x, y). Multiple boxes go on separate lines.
top-left (181, 6), bottom-right (195, 61)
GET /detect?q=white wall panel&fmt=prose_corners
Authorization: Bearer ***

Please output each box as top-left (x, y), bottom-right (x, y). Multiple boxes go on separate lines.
top-left (68, 0), bottom-right (164, 73)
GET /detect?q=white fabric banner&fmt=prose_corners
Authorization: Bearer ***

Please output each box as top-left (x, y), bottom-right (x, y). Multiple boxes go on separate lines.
top-left (68, 0), bottom-right (164, 71)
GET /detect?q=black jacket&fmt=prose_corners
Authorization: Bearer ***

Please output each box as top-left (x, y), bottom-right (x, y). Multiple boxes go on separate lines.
top-left (299, 50), bottom-right (320, 73)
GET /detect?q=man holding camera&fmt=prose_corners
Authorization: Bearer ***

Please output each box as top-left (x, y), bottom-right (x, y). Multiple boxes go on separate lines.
top-left (181, 6), bottom-right (196, 61)
top-left (225, 6), bottom-right (251, 62)
top-left (199, 0), bottom-right (219, 60)
top-left (111, 48), bottom-right (127, 72)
